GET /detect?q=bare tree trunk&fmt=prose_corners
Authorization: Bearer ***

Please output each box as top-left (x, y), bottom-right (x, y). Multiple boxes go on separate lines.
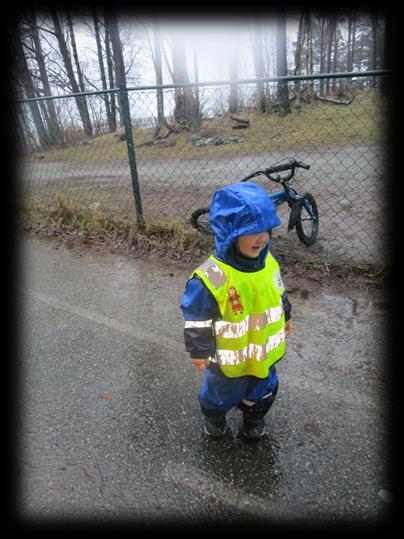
top-left (276, 12), bottom-right (290, 116)
top-left (381, 12), bottom-right (395, 95)
top-left (319, 16), bottom-right (326, 96)
top-left (293, 12), bottom-right (305, 108)
top-left (347, 12), bottom-right (356, 72)
top-left (193, 46), bottom-right (200, 119)
top-left (325, 16), bottom-right (337, 95)
top-left (346, 13), bottom-right (354, 91)
top-left (66, 10), bottom-right (86, 93)
top-left (304, 12), bottom-right (314, 99)
top-left (104, 10), bottom-right (127, 128)
top-left (92, 9), bottom-right (114, 132)
top-left (331, 19), bottom-right (339, 94)
top-left (104, 21), bottom-right (117, 130)
top-left (252, 21), bottom-right (267, 113)
top-left (370, 10), bottom-right (378, 88)
top-left (12, 26), bottom-right (51, 149)
top-left (16, 105), bottom-right (31, 151)
top-left (171, 33), bottom-right (200, 130)
top-left (152, 25), bottom-right (164, 136)
top-left (50, 9), bottom-right (93, 137)
top-left (229, 34), bottom-right (239, 113)
top-left (351, 17), bottom-right (357, 70)
top-left (28, 12), bottom-right (64, 146)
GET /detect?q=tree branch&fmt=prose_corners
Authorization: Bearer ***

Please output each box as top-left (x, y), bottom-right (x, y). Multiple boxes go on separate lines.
top-left (315, 94), bottom-right (355, 105)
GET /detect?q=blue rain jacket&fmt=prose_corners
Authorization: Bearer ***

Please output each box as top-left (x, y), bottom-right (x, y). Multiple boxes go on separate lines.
top-left (181, 180), bottom-right (291, 350)
top-left (209, 181), bottom-right (281, 260)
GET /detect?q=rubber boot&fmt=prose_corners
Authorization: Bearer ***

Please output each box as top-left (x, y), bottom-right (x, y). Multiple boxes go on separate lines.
top-left (201, 407), bottom-right (228, 439)
top-left (238, 386), bottom-right (278, 440)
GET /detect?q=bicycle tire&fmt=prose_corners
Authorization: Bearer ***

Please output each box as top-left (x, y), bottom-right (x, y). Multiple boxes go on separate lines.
top-left (191, 207), bottom-right (213, 235)
top-left (295, 192), bottom-right (319, 246)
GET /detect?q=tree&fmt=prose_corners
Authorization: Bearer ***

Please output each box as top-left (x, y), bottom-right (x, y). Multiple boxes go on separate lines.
top-left (12, 24), bottom-right (51, 149)
top-left (170, 31), bottom-right (201, 130)
top-left (66, 10), bottom-right (86, 94)
top-left (331, 16), bottom-right (341, 94)
top-left (318, 14), bottom-right (327, 95)
top-left (151, 24), bottom-right (165, 136)
top-left (304, 12), bottom-right (314, 98)
top-left (325, 15), bottom-right (337, 95)
top-left (92, 9), bottom-right (115, 132)
top-left (50, 9), bottom-right (93, 137)
top-left (104, 18), bottom-right (117, 128)
top-left (229, 33), bottom-right (239, 113)
top-left (26, 12), bottom-right (64, 146)
top-left (345, 11), bottom-right (358, 92)
top-left (104, 9), bottom-right (128, 129)
top-left (293, 12), bottom-right (305, 108)
top-left (275, 12), bottom-right (290, 116)
top-left (193, 45), bottom-right (200, 119)
top-left (381, 12), bottom-right (396, 95)
top-left (251, 21), bottom-right (267, 113)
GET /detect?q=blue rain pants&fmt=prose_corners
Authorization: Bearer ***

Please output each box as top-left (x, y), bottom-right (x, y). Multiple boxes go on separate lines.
top-left (199, 364), bottom-right (279, 412)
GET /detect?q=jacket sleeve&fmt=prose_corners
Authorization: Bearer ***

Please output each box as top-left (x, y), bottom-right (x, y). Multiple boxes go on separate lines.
top-left (270, 247), bottom-right (292, 322)
top-left (180, 276), bottom-right (220, 359)
top-left (281, 290), bottom-right (292, 321)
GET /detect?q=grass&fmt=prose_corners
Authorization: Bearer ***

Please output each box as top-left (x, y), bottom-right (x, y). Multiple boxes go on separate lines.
top-left (20, 193), bottom-right (213, 260)
top-left (26, 92), bottom-right (386, 163)
top-left (19, 192), bottom-right (390, 287)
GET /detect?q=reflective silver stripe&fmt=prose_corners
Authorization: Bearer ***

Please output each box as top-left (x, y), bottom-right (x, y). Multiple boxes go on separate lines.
top-left (216, 327), bottom-right (286, 365)
top-left (241, 398), bottom-right (255, 406)
top-left (184, 320), bottom-right (213, 329)
top-left (197, 259), bottom-right (228, 289)
top-left (214, 304), bottom-right (283, 338)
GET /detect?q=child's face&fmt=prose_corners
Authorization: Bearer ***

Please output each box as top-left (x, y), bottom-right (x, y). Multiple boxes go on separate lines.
top-left (236, 231), bottom-right (270, 258)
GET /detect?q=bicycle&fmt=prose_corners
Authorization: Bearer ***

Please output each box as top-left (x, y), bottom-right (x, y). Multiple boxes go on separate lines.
top-left (190, 158), bottom-right (319, 246)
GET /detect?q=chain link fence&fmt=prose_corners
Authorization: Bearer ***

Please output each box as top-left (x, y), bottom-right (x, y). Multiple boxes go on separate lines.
top-left (16, 72), bottom-right (392, 268)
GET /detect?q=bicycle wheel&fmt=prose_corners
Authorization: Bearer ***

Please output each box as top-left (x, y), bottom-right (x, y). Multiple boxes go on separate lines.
top-left (191, 207), bottom-right (212, 235)
top-left (295, 193), bottom-right (319, 246)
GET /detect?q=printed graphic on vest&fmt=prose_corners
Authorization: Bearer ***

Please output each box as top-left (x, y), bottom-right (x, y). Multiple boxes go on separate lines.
top-left (227, 286), bottom-right (244, 315)
top-left (273, 269), bottom-right (284, 293)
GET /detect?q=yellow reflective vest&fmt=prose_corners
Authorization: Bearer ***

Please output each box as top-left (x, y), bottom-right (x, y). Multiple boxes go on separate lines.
top-left (193, 252), bottom-right (286, 378)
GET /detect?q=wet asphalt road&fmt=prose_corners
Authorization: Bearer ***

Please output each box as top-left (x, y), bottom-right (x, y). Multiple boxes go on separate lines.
top-left (15, 234), bottom-right (394, 526)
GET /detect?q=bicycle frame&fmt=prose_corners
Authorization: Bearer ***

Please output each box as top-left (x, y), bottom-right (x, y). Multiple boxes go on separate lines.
top-left (271, 182), bottom-right (308, 208)
top-left (270, 185), bottom-right (316, 232)
top-left (271, 185), bottom-right (316, 217)
top-left (270, 187), bottom-right (300, 206)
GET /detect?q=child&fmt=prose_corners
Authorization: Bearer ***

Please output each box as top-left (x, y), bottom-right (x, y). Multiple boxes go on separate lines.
top-left (181, 182), bottom-right (292, 440)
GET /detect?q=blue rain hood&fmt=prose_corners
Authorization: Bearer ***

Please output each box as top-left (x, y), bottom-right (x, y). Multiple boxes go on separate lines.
top-left (209, 181), bottom-right (281, 259)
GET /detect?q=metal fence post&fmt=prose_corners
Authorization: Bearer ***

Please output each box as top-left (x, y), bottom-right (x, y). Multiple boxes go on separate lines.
top-left (119, 83), bottom-right (144, 229)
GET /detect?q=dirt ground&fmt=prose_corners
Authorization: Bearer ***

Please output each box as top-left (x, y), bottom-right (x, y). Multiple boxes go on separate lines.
top-left (20, 142), bottom-right (389, 267)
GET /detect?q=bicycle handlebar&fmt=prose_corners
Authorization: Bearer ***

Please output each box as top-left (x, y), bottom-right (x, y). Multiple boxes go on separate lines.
top-left (265, 159), bottom-right (310, 175)
top-left (239, 159), bottom-right (310, 184)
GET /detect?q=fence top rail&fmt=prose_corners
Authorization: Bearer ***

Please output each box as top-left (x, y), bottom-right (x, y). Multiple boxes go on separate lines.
top-left (14, 69), bottom-right (395, 105)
